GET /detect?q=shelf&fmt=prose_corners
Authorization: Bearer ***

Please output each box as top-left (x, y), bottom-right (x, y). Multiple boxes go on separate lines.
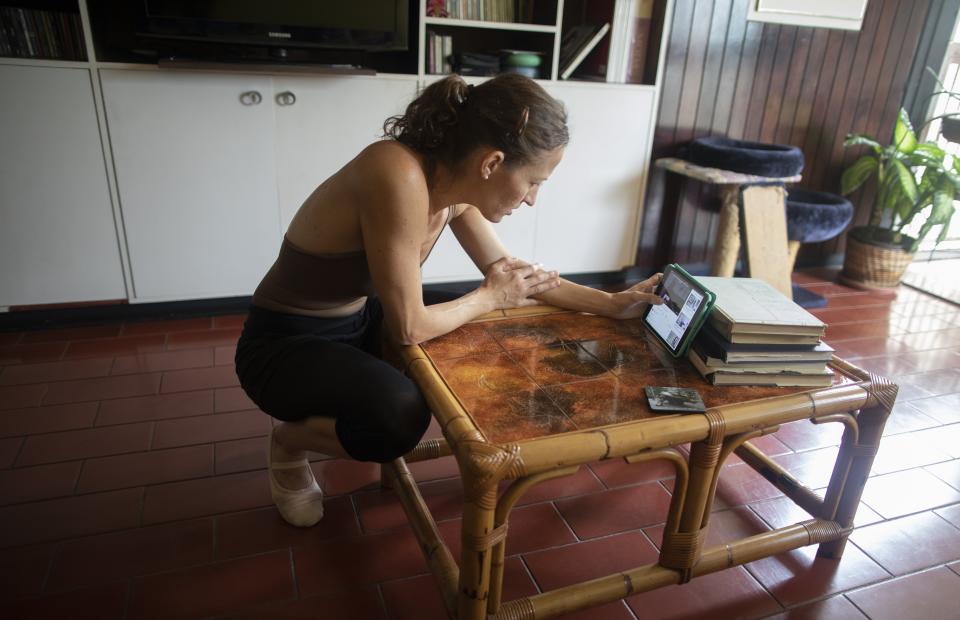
top-left (156, 58), bottom-right (377, 76)
top-left (0, 56), bottom-right (87, 68)
top-left (424, 16), bottom-right (557, 33)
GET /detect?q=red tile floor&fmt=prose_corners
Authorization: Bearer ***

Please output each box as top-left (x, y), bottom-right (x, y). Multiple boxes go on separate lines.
top-left (2, 268), bottom-right (960, 619)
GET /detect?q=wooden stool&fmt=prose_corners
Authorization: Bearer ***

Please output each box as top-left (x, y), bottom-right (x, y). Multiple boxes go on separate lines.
top-left (655, 158), bottom-right (802, 296)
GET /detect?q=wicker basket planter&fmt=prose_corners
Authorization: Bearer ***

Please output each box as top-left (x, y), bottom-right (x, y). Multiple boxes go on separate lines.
top-left (840, 226), bottom-right (916, 288)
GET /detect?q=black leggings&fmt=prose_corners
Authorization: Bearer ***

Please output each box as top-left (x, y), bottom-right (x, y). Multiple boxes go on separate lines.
top-left (234, 292), bottom-right (457, 463)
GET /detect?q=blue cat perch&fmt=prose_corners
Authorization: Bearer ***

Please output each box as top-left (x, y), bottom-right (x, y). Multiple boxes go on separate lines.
top-left (655, 157), bottom-right (853, 308)
top-left (655, 157), bottom-right (801, 286)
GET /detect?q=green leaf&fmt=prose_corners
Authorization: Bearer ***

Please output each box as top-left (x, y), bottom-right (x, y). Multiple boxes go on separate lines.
top-left (937, 212), bottom-right (955, 243)
top-left (930, 181), bottom-right (956, 223)
top-left (880, 171), bottom-right (903, 223)
top-left (893, 108), bottom-right (918, 153)
top-left (913, 142), bottom-right (946, 161)
top-left (889, 158), bottom-right (919, 204)
top-left (841, 155), bottom-right (877, 195)
top-left (944, 170), bottom-right (960, 193)
top-left (843, 133), bottom-right (882, 153)
top-left (903, 155), bottom-right (937, 169)
top-left (918, 168), bottom-right (936, 196)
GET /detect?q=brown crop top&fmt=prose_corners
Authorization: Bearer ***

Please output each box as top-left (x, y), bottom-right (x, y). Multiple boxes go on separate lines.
top-left (251, 208), bottom-right (452, 314)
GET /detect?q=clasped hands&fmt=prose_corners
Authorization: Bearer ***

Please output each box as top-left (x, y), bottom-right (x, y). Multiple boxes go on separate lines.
top-left (481, 256), bottom-right (560, 309)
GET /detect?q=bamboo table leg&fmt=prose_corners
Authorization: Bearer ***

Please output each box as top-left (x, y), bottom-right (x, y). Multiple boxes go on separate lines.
top-left (711, 185), bottom-right (743, 277)
top-left (818, 375), bottom-right (897, 558)
top-left (458, 486), bottom-right (498, 619)
top-left (455, 439), bottom-right (524, 619)
top-left (660, 411), bottom-right (726, 580)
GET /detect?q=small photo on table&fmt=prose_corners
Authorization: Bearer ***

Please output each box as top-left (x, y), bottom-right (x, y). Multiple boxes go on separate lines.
top-left (645, 386), bottom-right (706, 413)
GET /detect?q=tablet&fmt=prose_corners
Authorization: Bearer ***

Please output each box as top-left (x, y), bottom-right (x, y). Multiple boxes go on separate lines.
top-left (642, 264), bottom-right (716, 357)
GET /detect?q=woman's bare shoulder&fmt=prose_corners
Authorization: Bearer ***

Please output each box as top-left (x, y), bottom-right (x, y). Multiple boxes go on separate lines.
top-left (355, 140), bottom-right (426, 187)
top-left (346, 141), bottom-right (429, 224)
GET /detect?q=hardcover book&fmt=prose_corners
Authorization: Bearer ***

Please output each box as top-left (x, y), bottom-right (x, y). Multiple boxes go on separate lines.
top-left (695, 276), bottom-right (826, 339)
top-left (694, 325), bottom-right (835, 363)
top-left (687, 351), bottom-right (833, 387)
top-left (560, 22), bottom-right (611, 80)
top-left (689, 345), bottom-right (830, 375)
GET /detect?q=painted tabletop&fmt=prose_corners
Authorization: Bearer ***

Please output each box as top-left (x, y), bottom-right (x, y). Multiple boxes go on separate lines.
top-left (420, 311), bottom-right (854, 444)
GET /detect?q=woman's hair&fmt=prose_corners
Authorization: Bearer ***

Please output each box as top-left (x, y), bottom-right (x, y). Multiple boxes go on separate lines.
top-left (383, 73), bottom-right (569, 171)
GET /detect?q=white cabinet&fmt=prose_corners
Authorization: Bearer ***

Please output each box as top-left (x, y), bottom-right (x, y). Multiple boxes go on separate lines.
top-left (101, 70), bottom-right (281, 302)
top-left (535, 82), bottom-right (657, 274)
top-left (273, 74), bottom-right (419, 230)
top-left (0, 65), bottom-right (125, 307)
top-left (101, 70), bottom-right (422, 302)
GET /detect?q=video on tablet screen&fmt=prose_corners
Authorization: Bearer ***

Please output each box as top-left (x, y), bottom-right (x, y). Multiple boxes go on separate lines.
top-left (645, 270), bottom-right (705, 351)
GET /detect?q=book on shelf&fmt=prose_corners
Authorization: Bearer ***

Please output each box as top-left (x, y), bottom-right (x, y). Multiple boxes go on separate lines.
top-left (695, 276), bottom-right (826, 340)
top-left (689, 345), bottom-right (829, 375)
top-left (438, 0), bottom-right (517, 23)
top-left (606, 0), bottom-right (653, 83)
top-left (0, 7), bottom-right (85, 61)
top-left (559, 22), bottom-right (611, 80)
top-left (688, 351), bottom-right (834, 387)
top-left (694, 324), bottom-right (835, 364)
top-left (426, 31), bottom-right (453, 74)
top-left (442, 35), bottom-right (453, 73)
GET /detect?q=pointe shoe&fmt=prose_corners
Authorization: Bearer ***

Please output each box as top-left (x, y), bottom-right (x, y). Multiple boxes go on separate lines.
top-left (267, 430), bottom-right (324, 527)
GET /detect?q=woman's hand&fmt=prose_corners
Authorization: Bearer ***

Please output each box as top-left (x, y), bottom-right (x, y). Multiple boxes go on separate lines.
top-left (480, 257), bottom-right (561, 309)
top-left (606, 272), bottom-right (664, 320)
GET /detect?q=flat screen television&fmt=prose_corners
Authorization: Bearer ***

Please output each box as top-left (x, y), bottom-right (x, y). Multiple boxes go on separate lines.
top-left (139, 0), bottom-right (409, 52)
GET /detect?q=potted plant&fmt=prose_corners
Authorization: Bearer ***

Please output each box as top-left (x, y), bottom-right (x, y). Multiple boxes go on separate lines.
top-left (839, 107), bottom-right (959, 287)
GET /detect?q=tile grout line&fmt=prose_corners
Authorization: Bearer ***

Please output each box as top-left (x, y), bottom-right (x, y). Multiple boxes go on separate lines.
top-left (210, 511), bottom-right (219, 563)
top-left (375, 582), bottom-right (393, 619)
top-left (287, 546), bottom-right (300, 602)
top-left (72, 457), bottom-right (85, 495)
top-left (548, 499), bottom-right (580, 543)
top-left (5, 402), bottom-right (260, 454)
top-left (517, 553), bottom-right (543, 595)
top-left (10, 435), bottom-right (27, 469)
top-left (147, 420), bottom-right (156, 451)
top-left (831, 562), bottom-right (960, 618)
top-left (121, 576), bottom-right (133, 620)
top-left (39, 539), bottom-right (59, 595)
top-left (137, 485), bottom-right (147, 527)
top-left (842, 592), bottom-right (872, 619)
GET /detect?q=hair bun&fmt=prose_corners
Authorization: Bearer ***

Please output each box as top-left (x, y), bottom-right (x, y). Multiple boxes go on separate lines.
top-left (383, 73), bottom-right (568, 172)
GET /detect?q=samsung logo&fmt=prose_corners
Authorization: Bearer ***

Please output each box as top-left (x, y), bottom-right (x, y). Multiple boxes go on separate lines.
top-left (267, 31), bottom-right (292, 39)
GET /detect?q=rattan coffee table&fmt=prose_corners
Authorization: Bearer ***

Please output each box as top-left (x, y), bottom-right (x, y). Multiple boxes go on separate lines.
top-left (383, 307), bottom-right (896, 619)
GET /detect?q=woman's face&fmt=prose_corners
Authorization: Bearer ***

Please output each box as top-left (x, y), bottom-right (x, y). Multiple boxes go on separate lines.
top-left (480, 146), bottom-right (565, 222)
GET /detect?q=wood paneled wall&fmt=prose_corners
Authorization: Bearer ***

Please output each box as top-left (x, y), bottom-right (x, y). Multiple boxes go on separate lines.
top-left (638, 0), bottom-right (933, 270)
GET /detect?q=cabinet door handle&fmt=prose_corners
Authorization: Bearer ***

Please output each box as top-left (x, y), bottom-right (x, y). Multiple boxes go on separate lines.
top-left (239, 91), bottom-right (262, 106)
top-left (275, 91), bottom-right (297, 106)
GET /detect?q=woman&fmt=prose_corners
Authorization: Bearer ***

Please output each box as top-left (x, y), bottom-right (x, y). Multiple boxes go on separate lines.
top-left (235, 73), bottom-right (662, 527)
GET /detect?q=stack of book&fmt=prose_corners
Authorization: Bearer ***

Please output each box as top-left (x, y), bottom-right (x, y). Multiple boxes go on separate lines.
top-left (687, 277), bottom-right (834, 387)
top-left (438, 0), bottom-right (519, 23)
top-left (426, 31), bottom-right (454, 75)
top-left (0, 7), bottom-right (87, 60)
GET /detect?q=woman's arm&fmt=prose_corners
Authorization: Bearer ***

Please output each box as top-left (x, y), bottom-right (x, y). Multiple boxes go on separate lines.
top-left (359, 155), bottom-right (558, 345)
top-left (451, 205), bottom-right (662, 319)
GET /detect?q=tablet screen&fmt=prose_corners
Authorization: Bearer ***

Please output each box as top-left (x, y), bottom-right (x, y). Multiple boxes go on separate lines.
top-left (644, 269), bottom-right (706, 353)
